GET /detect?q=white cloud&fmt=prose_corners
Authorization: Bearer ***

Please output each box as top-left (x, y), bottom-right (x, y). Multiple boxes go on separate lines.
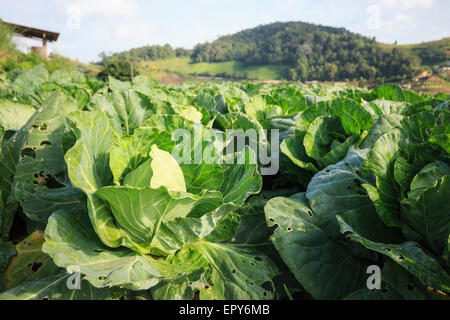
top-left (114, 22), bottom-right (158, 44)
top-left (381, 13), bottom-right (413, 30)
top-left (62, 0), bottom-right (138, 18)
top-left (57, 0), bottom-right (158, 51)
top-left (375, 0), bottom-right (434, 10)
top-left (365, 0), bottom-right (437, 42)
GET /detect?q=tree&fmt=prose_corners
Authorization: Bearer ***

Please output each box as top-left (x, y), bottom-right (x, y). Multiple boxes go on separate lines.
top-left (288, 68), bottom-right (298, 81)
top-left (323, 63), bottom-right (338, 80)
top-left (98, 21), bottom-right (425, 82)
top-left (97, 60), bottom-right (138, 82)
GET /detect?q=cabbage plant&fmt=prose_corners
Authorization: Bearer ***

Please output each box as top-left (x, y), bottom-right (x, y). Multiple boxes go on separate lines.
top-left (265, 108), bottom-right (450, 299)
top-left (280, 98), bottom-right (373, 174)
top-left (41, 108), bottom-right (279, 299)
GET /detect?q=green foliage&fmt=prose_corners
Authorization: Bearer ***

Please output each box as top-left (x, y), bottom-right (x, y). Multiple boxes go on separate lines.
top-left (144, 57), bottom-right (289, 80)
top-left (98, 23), bottom-right (447, 83)
top-left (0, 64), bottom-right (448, 301)
top-left (99, 44), bottom-right (192, 64)
top-left (1, 48), bottom-right (98, 76)
top-left (402, 37), bottom-right (450, 66)
top-left (191, 21), bottom-right (421, 82)
top-left (0, 23), bottom-right (14, 52)
top-left (98, 60), bottom-right (138, 82)
top-left (266, 84), bottom-right (449, 299)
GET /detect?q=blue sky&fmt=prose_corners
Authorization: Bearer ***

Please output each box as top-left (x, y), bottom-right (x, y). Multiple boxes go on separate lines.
top-left (1, 0), bottom-right (449, 62)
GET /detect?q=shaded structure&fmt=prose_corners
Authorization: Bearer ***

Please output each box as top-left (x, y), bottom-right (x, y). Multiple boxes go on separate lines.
top-left (0, 18), bottom-right (59, 59)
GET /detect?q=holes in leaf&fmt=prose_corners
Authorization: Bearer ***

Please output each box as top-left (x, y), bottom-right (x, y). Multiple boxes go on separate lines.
top-left (21, 148), bottom-right (36, 159)
top-left (307, 210), bottom-right (313, 217)
top-left (325, 169), bottom-right (330, 173)
top-left (3, 130), bottom-right (16, 144)
top-left (254, 257), bottom-right (262, 261)
top-left (407, 284), bottom-right (414, 292)
top-left (40, 140), bottom-right (51, 146)
top-left (30, 262), bottom-right (43, 272)
top-left (287, 227), bottom-right (292, 232)
top-left (263, 292), bottom-right (267, 297)
top-left (232, 270), bottom-right (236, 274)
top-left (398, 255), bottom-right (404, 260)
top-left (269, 218), bottom-right (275, 222)
top-left (98, 276), bottom-right (107, 280)
top-left (45, 174), bottom-right (65, 189)
top-left (32, 123), bottom-right (47, 131)
top-left (33, 171), bottom-right (49, 185)
top-left (261, 281), bottom-right (273, 291)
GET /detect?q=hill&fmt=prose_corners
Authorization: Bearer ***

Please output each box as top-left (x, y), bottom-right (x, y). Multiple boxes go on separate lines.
top-left (103, 21), bottom-right (448, 83)
top-left (189, 21), bottom-right (422, 82)
top-left (399, 37), bottom-right (449, 66)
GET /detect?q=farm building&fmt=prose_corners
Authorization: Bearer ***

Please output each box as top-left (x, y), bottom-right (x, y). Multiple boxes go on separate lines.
top-left (0, 18), bottom-right (59, 59)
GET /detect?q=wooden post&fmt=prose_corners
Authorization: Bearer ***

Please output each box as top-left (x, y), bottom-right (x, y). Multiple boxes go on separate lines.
top-left (42, 33), bottom-right (47, 59)
top-left (131, 62), bottom-right (134, 83)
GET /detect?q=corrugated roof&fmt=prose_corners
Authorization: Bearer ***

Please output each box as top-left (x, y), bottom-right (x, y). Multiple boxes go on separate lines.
top-left (0, 19), bottom-right (59, 41)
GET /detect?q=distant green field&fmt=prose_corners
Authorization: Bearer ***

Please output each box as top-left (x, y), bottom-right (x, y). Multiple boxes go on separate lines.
top-left (399, 37), bottom-right (450, 66)
top-left (139, 57), bottom-right (289, 80)
top-left (399, 37), bottom-right (450, 50)
top-left (131, 37), bottom-right (450, 81)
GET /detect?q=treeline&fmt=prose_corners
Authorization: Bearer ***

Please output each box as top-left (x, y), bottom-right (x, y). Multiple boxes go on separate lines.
top-left (407, 38), bottom-right (449, 66)
top-left (99, 44), bottom-right (192, 65)
top-left (190, 22), bottom-right (421, 81)
top-left (97, 21), bottom-right (447, 82)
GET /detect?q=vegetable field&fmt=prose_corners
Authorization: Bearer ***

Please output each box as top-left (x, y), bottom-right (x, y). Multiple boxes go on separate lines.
top-left (0, 64), bottom-right (449, 300)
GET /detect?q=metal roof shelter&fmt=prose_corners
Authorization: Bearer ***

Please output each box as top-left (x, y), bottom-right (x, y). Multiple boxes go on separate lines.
top-left (0, 18), bottom-right (59, 58)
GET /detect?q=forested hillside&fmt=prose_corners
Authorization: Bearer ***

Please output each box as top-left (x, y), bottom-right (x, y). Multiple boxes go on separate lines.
top-left (99, 44), bottom-right (192, 65)
top-left (400, 37), bottom-right (449, 66)
top-left (100, 21), bottom-right (448, 84)
top-left (190, 21), bottom-right (421, 81)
